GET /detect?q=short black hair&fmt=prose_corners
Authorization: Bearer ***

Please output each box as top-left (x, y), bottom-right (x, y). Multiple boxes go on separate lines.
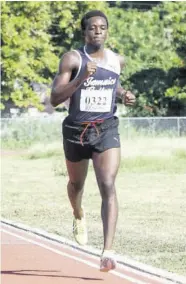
top-left (81, 10), bottom-right (109, 30)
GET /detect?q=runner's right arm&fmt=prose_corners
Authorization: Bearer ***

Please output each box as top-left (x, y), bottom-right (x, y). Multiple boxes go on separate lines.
top-left (50, 51), bottom-right (97, 107)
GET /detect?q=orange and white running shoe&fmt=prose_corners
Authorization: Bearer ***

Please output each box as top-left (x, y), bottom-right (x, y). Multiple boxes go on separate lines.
top-left (100, 250), bottom-right (117, 272)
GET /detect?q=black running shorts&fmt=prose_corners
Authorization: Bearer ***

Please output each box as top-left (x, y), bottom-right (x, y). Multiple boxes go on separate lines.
top-left (62, 116), bottom-right (120, 162)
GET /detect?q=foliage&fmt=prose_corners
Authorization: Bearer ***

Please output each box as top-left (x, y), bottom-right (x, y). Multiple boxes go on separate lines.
top-left (108, 1), bottom-right (161, 10)
top-left (1, 1), bottom-right (108, 110)
top-left (159, 2), bottom-right (186, 112)
top-left (1, 2), bottom-right (57, 109)
top-left (1, 1), bottom-right (186, 116)
top-left (106, 2), bottom-right (186, 116)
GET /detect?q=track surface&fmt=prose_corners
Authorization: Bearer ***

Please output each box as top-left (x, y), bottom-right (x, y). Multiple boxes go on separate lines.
top-left (0, 223), bottom-right (178, 284)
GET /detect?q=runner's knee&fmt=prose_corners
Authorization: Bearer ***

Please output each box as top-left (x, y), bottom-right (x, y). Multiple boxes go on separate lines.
top-left (99, 179), bottom-right (116, 199)
top-left (68, 180), bottom-right (84, 192)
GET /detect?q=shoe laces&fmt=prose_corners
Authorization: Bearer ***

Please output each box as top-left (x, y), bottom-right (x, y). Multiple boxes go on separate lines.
top-left (73, 218), bottom-right (85, 234)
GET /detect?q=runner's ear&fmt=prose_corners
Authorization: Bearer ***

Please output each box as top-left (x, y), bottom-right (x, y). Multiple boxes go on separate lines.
top-left (81, 30), bottom-right (86, 38)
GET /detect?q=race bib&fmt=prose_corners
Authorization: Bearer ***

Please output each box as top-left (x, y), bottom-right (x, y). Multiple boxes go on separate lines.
top-left (80, 89), bottom-right (112, 112)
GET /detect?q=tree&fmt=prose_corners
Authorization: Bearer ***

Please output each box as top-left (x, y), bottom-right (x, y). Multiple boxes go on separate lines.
top-left (160, 2), bottom-right (186, 112)
top-left (1, 1), bottom-right (109, 111)
top-left (1, 2), bottom-right (58, 110)
top-left (1, 1), bottom-right (186, 116)
top-left (108, 1), bottom-right (160, 10)
top-left (106, 2), bottom-right (186, 116)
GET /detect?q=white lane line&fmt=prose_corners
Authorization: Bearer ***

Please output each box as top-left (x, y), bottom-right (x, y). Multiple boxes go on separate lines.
top-left (2, 219), bottom-right (184, 284)
top-left (1, 223), bottom-right (172, 284)
top-left (1, 228), bottom-right (148, 284)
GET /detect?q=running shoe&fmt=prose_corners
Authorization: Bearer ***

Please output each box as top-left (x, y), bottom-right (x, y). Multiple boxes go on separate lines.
top-left (100, 250), bottom-right (117, 272)
top-left (73, 210), bottom-right (88, 246)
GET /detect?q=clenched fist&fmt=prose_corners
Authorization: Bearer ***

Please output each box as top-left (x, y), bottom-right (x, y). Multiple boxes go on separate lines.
top-left (84, 61), bottom-right (97, 78)
top-left (123, 90), bottom-right (136, 106)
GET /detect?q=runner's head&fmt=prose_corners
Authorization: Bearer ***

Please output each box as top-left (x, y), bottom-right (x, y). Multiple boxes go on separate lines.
top-left (81, 10), bottom-right (108, 48)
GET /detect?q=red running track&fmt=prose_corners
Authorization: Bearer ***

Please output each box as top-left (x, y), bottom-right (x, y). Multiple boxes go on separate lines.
top-left (1, 223), bottom-right (172, 284)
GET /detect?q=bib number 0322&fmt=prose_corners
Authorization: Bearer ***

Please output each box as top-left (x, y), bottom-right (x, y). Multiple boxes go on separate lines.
top-left (80, 89), bottom-right (112, 112)
top-left (85, 96), bottom-right (106, 105)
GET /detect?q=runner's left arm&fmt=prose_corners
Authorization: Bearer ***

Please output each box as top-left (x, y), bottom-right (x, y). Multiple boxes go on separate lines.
top-left (116, 55), bottom-right (136, 106)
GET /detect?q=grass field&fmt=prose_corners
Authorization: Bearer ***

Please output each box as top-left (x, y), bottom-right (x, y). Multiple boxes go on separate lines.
top-left (1, 136), bottom-right (186, 276)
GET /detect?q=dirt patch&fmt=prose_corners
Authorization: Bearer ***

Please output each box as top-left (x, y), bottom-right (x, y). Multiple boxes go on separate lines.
top-left (1, 149), bottom-right (26, 157)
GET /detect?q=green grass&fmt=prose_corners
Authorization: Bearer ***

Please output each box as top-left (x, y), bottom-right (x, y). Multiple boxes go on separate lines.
top-left (23, 137), bottom-right (186, 174)
top-left (1, 136), bottom-right (186, 276)
top-left (26, 142), bottom-right (63, 159)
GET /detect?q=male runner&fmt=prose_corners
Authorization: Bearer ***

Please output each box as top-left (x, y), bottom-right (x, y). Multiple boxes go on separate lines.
top-left (50, 10), bottom-right (136, 272)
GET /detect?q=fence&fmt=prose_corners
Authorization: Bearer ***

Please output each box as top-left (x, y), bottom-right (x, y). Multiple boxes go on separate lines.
top-left (1, 116), bottom-right (186, 148)
top-left (119, 117), bottom-right (186, 138)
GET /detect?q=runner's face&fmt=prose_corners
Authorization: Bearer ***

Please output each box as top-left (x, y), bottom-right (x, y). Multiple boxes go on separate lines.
top-left (84, 16), bottom-right (108, 48)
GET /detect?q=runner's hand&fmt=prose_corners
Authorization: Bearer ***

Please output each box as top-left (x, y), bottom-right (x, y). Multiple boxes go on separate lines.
top-left (123, 91), bottom-right (136, 106)
top-left (84, 61), bottom-right (97, 78)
